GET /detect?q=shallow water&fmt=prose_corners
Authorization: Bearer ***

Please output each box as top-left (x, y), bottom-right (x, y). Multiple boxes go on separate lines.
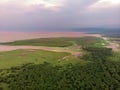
top-left (0, 32), bottom-right (100, 43)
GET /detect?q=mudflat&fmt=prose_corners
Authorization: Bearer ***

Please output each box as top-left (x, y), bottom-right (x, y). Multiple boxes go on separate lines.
top-left (0, 32), bottom-right (101, 43)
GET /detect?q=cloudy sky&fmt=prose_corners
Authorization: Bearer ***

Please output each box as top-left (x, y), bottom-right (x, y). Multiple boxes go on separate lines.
top-left (0, 0), bottom-right (120, 31)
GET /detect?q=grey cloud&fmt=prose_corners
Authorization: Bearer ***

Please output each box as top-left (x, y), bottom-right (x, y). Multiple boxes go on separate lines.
top-left (0, 0), bottom-right (120, 31)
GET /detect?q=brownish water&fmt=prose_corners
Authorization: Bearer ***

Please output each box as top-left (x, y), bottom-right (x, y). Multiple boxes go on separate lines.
top-left (0, 32), bottom-right (100, 43)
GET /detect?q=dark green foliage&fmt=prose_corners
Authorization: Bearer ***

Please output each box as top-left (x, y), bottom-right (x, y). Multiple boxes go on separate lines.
top-left (4, 62), bottom-right (120, 90)
top-left (0, 47), bottom-right (120, 90)
top-left (82, 47), bottom-right (112, 61)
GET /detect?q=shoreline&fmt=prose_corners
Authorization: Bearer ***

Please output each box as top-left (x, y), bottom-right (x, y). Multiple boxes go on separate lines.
top-left (0, 32), bottom-right (101, 43)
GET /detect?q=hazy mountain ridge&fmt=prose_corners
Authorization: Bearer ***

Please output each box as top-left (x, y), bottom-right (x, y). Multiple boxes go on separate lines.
top-left (74, 28), bottom-right (120, 34)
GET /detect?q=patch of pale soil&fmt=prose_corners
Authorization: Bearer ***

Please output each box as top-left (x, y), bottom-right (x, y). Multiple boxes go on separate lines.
top-left (106, 43), bottom-right (119, 51)
top-left (58, 56), bottom-right (70, 62)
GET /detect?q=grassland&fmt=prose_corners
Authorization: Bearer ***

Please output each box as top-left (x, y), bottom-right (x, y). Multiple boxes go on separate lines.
top-left (1, 37), bottom-right (106, 47)
top-left (0, 50), bottom-right (66, 69)
top-left (0, 49), bottom-right (87, 69)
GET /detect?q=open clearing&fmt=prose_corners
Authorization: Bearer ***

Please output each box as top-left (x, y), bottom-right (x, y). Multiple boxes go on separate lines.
top-left (0, 49), bottom-right (87, 69)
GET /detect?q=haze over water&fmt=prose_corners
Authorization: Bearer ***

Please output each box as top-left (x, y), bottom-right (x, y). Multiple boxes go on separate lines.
top-left (0, 32), bottom-right (90, 43)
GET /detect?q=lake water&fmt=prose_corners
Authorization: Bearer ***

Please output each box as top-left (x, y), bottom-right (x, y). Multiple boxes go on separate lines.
top-left (0, 32), bottom-right (98, 43)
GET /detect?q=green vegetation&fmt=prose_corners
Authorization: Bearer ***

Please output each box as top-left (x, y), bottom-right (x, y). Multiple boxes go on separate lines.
top-left (0, 36), bottom-right (120, 90)
top-left (0, 47), bottom-right (120, 90)
top-left (109, 52), bottom-right (120, 62)
top-left (1, 37), bottom-right (106, 47)
top-left (0, 50), bottom-right (70, 69)
top-left (110, 38), bottom-right (120, 45)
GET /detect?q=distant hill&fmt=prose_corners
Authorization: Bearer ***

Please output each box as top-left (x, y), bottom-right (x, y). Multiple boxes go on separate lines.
top-left (73, 28), bottom-right (120, 37)
top-left (74, 28), bottom-right (120, 33)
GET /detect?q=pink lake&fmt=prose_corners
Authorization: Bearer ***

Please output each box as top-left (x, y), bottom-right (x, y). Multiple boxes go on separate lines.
top-left (0, 32), bottom-right (100, 43)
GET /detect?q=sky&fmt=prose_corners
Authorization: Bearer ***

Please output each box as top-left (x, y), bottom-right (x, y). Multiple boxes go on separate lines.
top-left (0, 0), bottom-right (120, 31)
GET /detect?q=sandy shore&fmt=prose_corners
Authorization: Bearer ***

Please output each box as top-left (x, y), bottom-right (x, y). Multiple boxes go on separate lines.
top-left (0, 32), bottom-right (101, 43)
